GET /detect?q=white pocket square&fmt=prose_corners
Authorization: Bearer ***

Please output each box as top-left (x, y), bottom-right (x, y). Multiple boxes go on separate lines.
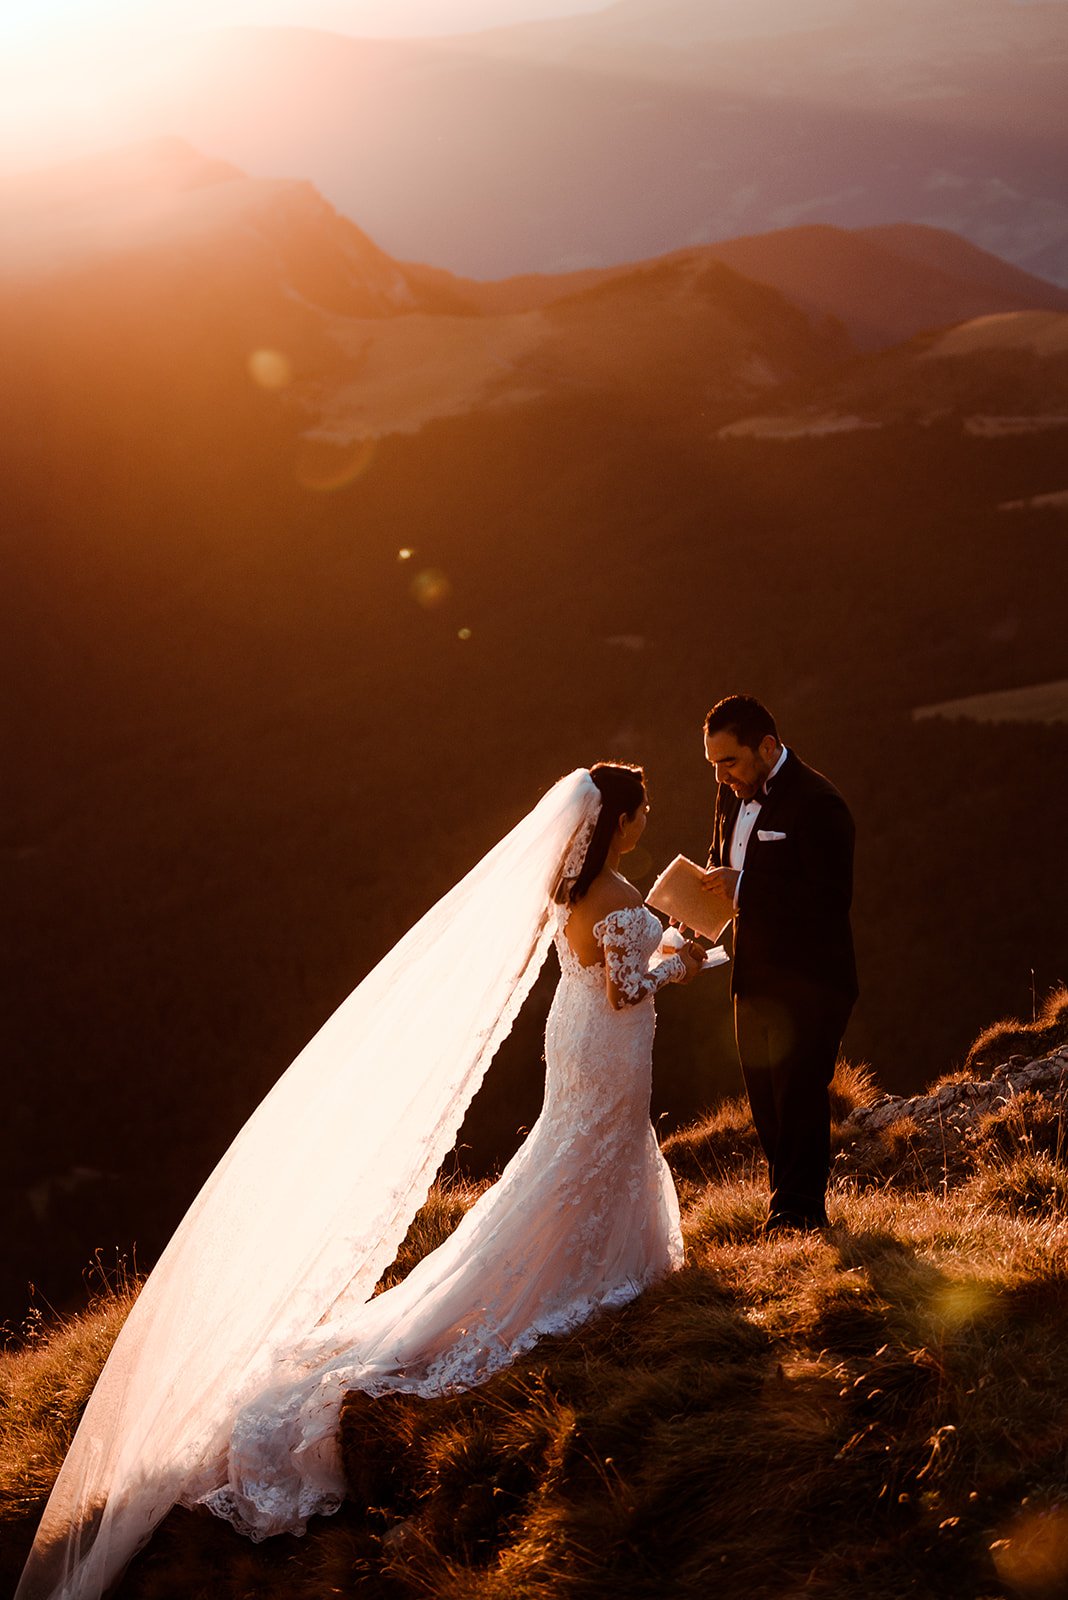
top-left (757, 829), bottom-right (787, 842)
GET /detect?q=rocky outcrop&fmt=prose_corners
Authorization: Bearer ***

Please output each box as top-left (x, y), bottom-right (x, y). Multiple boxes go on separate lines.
top-left (838, 1044), bottom-right (1068, 1186)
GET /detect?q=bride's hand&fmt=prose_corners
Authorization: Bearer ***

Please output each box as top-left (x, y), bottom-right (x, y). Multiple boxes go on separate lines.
top-left (677, 941), bottom-right (706, 982)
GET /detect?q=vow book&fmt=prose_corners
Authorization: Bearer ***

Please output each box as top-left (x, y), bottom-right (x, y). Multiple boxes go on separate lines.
top-left (646, 855), bottom-right (733, 947)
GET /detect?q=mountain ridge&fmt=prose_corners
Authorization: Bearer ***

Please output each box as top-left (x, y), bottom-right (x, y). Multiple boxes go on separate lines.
top-left (121, 3), bottom-right (1068, 281)
top-left (7, 141), bottom-right (1068, 437)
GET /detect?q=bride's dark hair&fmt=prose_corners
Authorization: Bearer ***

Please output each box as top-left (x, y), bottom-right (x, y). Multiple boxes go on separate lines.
top-left (566, 762), bottom-right (646, 905)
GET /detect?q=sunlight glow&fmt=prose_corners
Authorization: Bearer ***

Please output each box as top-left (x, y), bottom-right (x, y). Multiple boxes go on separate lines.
top-left (1, 2), bottom-right (141, 55)
top-left (0, 6), bottom-right (179, 174)
top-left (0, 0), bottom-right (611, 58)
top-left (930, 1278), bottom-right (995, 1327)
top-left (0, 2), bottom-right (609, 175)
top-left (992, 1507), bottom-right (1068, 1594)
top-left (411, 569), bottom-right (451, 609)
top-left (294, 436), bottom-right (378, 493)
top-left (247, 349), bottom-right (292, 390)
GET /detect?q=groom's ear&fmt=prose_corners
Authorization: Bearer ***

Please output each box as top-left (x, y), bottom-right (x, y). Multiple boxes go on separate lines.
top-left (758, 734), bottom-right (778, 763)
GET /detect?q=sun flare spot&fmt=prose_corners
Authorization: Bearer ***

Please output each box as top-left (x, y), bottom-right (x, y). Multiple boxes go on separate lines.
top-left (295, 436), bottom-right (377, 493)
top-left (992, 1507), bottom-right (1068, 1594)
top-left (247, 349), bottom-right (292, 391)
top-left (931, 1278), bottom-right (995, 1327)
top-left (412, 569), bottom-right (451, 610)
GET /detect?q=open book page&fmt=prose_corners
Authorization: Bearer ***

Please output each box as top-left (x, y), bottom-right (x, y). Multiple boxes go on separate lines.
top-left (646, 855), bottom-right (733, 946)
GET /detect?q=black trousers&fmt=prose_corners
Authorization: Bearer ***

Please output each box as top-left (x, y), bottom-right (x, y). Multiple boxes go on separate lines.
top-left (734, 984), bottom-right (853, 1223)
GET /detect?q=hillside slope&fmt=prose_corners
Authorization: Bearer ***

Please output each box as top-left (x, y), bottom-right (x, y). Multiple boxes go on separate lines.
top-left (3, 1032), bottom-right (1067, 1599)
top-left (700, 224), bottom-right (1068, 351)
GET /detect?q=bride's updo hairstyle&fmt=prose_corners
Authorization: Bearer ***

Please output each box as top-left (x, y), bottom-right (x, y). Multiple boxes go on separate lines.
top-left (566, 762), bottom-right (646, 904)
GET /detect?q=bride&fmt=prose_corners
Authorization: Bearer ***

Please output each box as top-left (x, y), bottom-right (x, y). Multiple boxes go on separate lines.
top-left (17, 764), bottom-right (706, 1600)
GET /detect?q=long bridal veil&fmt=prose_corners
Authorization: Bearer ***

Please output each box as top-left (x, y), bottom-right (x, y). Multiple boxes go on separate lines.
top-left (17, 768), bottom-right (601, 1600)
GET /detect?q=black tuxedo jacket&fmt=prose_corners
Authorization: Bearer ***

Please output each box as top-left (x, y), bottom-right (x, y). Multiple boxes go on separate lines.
top-left (707, 751), bottom-right (859, 1006)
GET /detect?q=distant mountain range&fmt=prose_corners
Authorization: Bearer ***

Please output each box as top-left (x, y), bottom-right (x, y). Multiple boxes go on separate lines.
top-left (2, 140), bottom-right (1066, 1322)
top-left (7, 140), bottom-right (1065, 447)
top-left (114, 0), bottom-right (1068, 282)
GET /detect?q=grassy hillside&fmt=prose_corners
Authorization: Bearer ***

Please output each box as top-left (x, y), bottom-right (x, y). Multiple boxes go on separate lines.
top-left (3, 1041), bottom-right (1067, 1599)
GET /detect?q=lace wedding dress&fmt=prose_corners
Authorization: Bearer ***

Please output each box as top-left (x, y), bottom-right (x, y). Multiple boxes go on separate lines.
top-left (197, 904), bottom-right (686, 1539)
top-left (17, 772), bottom-right (688, 1600)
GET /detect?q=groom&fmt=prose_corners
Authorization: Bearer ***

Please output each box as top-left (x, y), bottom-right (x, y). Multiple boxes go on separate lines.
top-left (700, 695), bottom-right (858, 1232)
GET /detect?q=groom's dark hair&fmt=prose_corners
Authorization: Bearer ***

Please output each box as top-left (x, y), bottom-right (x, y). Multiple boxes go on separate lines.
top-left (704, 695), bottom-right (778, 750)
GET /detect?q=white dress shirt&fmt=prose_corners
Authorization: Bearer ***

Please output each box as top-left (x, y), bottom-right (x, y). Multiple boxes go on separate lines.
top-left (729, 745), bottom-right (789, 904)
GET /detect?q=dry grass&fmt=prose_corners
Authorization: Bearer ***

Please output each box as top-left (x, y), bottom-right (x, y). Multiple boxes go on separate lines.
top-left (663, 1055), bottom-right (878, 1190)
top-left (836, 1003), bottom-right (1068, 1199)
top-left (0, 1263), bottom-right (138, 1594)
top-left (964, 985), bottom-right (1068, 1076)
top-left (975, 1093), bottom-right (1067, 1167)
top-left (4, 1071), bottom-right (1068, 1599)
top-left (375, 1175), bottom-right (491, 1294)
top-left (828, 1057), bottom-right (881, 1124)
top-left (835, 1113), bottom-right (933, 1190)
top-left (967, 1152), bottom-right (1068, 1219)
top-left (660, 1092), bottom-right (762, 1187)
top-left (323, 1182), bottom-right (1068, 1600)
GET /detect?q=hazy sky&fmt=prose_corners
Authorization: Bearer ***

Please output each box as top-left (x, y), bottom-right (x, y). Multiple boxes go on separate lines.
top-left (2, 0), bottom-right (1055, 64)
top-left (0, 0), bottom-right (612, 56)
top-left (207, 1), bottom-right (612, 34)
top-left (0, 0), bottom-right (616, 168)
top-left (1, 0), bottom-right (1057, 174)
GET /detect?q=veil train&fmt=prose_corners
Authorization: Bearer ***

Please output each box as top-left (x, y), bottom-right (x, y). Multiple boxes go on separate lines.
top-left (16, 769), bottom-right (601, 1600)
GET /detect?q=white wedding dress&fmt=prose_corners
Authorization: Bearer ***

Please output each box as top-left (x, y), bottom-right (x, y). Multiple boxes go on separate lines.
top-left (197, 904), bottom-right (686, 1539)
top-left (17, 771), bottom-right (687, 1600)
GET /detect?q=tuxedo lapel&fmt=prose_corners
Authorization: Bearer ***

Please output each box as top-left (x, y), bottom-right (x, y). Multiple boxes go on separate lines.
top-left (709, 786), bottom-right (741, 868)
top-left (754, 750), bottom-right (800, 830)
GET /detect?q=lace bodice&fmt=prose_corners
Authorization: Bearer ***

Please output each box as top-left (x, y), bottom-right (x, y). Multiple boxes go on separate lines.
top-left (553, 902), bottom-right (685, 1002)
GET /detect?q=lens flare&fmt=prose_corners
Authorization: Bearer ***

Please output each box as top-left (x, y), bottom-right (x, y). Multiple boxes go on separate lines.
top-left (295, 437), bottom-right (377, 493)
top-left (991, 1507), bottom-right (1068, 1594)
top-left (931, 1278), bottom-right (994, 1327)
top-left (458, 627), bottom-right (473, 641)
top-left (247, 349), bottom-right (292, 390)
top-left (412, 569), bottom-right (452, 610)
top-left (398, 548), bottom-right (415, 562)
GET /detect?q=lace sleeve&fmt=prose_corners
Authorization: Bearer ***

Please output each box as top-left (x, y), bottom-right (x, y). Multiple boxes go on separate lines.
top-left (594, 908), bottom-right (685, 1004)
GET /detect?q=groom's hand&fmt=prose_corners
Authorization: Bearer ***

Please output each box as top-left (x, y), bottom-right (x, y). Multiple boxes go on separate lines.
top-left (700, 866), bottom-right (740, 909)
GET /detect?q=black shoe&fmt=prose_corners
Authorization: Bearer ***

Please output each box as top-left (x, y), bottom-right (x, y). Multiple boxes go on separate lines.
top-left (764, 1210), bottom-right (829, 1235)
